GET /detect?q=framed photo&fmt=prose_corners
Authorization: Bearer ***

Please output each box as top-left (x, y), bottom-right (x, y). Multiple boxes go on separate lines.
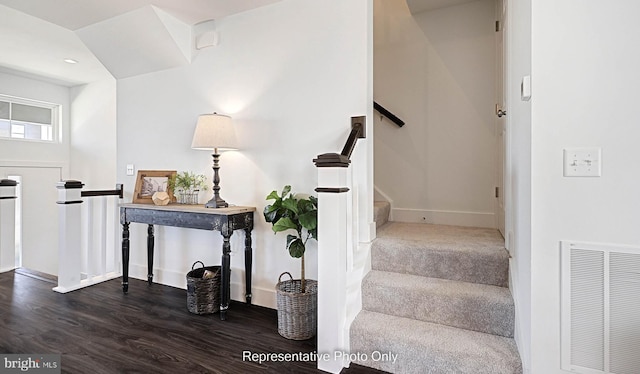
top-left (133, 170), bottom-right (176, 204)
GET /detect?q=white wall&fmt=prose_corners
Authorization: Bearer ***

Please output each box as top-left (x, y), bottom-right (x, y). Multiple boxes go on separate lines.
top-left (529, 1), bottom-right (640, 373)
top-left (69, 78), bottom-right (117, 189)
top-left (116, 0), bottom-right (372, 308)
top-left (0, 72), bottom-right (71, 275)
top-left (0, 71), bottom-right (117, 277)
top-left (0, 71), bottom-right (70, 170)
top-left (373, 0), bottom-right (497, 227)
top-left (0, 167), bottom-right (61, 275)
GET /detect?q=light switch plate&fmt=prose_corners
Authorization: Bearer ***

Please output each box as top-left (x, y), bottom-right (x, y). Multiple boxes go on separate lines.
top-left (126, 164), bottom-right (135, 176)
top-left (563, 148), bottom-right (601, 177)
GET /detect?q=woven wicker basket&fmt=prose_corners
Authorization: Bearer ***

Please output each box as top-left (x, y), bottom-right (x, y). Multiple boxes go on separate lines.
top-left (186, 261), bottom-right (221, 315)
top-left (276, 272), bottom-right (318, 340)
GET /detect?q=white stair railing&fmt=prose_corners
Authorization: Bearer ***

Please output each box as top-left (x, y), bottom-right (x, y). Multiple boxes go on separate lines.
top-left (54, 180), bottom-right (123, 293)
top-left (0, 179), bottom-right (18, 273)
top-left (314, 117), bottom-right (367, 373)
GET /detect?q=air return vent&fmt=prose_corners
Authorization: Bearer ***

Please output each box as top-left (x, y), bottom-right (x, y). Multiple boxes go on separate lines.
top-left (561, 241), bottom-right (640, 374)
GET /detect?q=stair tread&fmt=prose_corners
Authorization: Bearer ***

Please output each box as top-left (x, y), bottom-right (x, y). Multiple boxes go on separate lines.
top-left (351, 310), bottom-right (522, 374)
top-left (377, 222), bottom-right (505, 251)
top-left (362, 270), bottom-right (514, 337)
top-left (372, 223), bottom-right (509, 286)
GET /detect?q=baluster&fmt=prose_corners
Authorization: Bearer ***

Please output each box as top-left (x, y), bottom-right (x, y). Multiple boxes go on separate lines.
top-left (86, 197), bottom-right (95, 278)
top-left (99, 196), bottom-right (107, 276)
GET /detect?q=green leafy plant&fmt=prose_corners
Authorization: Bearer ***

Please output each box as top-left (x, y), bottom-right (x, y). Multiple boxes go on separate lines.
top-left (264, 185), bottom-right (318, 292)
top-left (169, 171), bottom-right (208, 192)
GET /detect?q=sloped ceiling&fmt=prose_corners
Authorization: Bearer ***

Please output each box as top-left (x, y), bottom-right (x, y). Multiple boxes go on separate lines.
top-left (75, 6), bottom-right (192, 79)
top-left (0, 0), bottom-right (281, 31)
top-left (0, 4), bottom-right (111, 86)
top-left (0, 0), bottom-right (282, 85)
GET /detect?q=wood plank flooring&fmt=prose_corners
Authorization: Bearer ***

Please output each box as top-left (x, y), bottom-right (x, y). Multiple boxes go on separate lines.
top-left (0, 270), bottom-right (384, 374)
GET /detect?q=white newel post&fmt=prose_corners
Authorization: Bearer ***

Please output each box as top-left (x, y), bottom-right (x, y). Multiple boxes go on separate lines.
top-left (316, 165), bottom-right (352, 373)
top-left (54, 180), bottom-right (84, 293)
top-left (0, 179), bottom-right (18, 273)
top-left (314, 117), bottom-right (366, 373)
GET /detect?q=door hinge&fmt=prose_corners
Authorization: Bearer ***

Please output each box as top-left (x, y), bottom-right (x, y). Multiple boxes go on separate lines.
top-left (495, 20), bottom-right (501, 32)
top-left (495, 187), bottom-right (500, 198)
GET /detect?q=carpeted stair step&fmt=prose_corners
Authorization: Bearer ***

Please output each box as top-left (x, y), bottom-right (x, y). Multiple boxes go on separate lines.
top-left (372, 223), bottom-right (509, 287)
top-left (350, 310), bottom-right (522, 374)
top-left (362, 270), bottom-right (514, 337)
top-left (374, 201), bottom-right (391, 228)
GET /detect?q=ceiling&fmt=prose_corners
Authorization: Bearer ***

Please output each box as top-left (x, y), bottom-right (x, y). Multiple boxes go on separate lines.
top-left (0, 0), bottom-right (280, 86)
top-left (0, 0), bottom-right (282, 31)
top-left (406, 0), bottom-right (479, 14)
top-left (0, 0), bottom-right (477, 86)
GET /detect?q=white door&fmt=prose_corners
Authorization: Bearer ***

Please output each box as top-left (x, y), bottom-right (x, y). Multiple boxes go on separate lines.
top-left (1, 166), bottom-right (61, 275)
top-left (495, 0), bottom-right (506, 237)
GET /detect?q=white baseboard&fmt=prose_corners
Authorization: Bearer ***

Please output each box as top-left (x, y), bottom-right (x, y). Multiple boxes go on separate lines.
top-left (0, 266), bottom-right (16, 273)
top-left (53, 272), bottom-right (121, 294)
top-left (392, 208), bottom-right (495, 228)
top-left (129, 264), bottom-right (277, 309)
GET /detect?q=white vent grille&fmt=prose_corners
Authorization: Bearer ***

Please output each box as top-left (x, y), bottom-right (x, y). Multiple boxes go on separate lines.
top-left (561, 241), bottom-right (640, 374)
top-left (609, 252), bottom-right (640, 374)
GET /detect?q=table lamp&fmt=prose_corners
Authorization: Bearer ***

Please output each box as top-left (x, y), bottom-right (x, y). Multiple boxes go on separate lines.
top-left (191, 113), bottom-right (237, 208)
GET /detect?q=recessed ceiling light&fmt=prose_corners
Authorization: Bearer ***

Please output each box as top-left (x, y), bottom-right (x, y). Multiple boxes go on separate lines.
top-left (63, 58), bottom-right (78, 64)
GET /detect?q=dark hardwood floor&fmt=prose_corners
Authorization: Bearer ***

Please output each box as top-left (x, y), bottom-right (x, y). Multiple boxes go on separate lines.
top-left (0, 270), bottom-right (385, 374)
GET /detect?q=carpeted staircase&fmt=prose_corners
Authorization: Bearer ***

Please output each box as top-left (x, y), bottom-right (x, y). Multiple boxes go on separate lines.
top-left (351, 210), bottom-right (522, 373)
top-left (374, 201), bottom-right (391, 228)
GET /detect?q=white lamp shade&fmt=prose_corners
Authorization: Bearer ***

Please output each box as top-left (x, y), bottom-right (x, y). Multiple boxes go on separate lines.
top-left (191, 113), bottom-right (238, 151)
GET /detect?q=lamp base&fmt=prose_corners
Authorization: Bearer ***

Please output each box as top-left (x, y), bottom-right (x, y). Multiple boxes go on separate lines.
top-left (205, 196), bottom-right (228, 208)
top-left (206, 151), bottom-right (229, 209)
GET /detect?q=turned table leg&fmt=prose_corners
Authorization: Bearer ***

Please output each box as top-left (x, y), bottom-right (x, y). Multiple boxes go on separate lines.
top-left (121, 222), bottom-right (130, 293)
top-left (147, 224), bottom-right (154, 285)
top-left (219, 224), bottom-right (233, 321)
top-left (244, 214), bottom-right (253, 305)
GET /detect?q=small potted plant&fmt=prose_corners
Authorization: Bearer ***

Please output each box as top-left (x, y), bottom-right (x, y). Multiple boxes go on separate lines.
top-left (169, 171), bottom-right (208, 204)
top-left (264, 185), bottom-right (318, 340)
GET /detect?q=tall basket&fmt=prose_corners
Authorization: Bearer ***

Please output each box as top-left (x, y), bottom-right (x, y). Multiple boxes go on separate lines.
top-left (186, 261), bottom-right (221, 315)
top-left (276, 272), bottom-right (318, 340)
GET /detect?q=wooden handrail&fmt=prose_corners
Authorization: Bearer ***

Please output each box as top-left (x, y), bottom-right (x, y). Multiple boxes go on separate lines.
top-left (81, 184), bottom-right (124, 199)
top-left (313, 116), bottom-right (366, 168)
top-left (374, 101), bottom-right (405, 127)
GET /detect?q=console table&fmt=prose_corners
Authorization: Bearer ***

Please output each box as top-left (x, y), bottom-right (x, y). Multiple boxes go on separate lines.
top-left (119, 203), bottom-right (255, 320)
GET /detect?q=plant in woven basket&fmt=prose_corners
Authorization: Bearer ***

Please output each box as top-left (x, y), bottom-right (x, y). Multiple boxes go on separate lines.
top-left (264, 185), bottom-right (317, 292)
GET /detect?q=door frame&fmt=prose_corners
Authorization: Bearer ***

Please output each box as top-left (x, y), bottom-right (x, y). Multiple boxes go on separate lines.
top-left (495, 0), bottom-right (507, 239)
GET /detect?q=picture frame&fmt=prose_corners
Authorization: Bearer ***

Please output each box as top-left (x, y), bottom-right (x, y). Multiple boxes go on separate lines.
top-left (133, 170), bottom-right (177, 204)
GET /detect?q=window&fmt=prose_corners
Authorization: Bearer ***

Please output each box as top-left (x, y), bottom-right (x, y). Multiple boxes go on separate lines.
top-left (0, 95), bottom-right (60, 142)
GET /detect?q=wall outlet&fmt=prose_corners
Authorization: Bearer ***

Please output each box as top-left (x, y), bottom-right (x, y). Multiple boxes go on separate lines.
top-left (563, 148), bottom-right (601, 177)
top-left (126, 164), bottom-right (135, 176)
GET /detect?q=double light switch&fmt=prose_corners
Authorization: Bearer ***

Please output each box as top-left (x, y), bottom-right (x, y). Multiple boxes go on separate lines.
top-left (563, 148), bottom-right (601, 177)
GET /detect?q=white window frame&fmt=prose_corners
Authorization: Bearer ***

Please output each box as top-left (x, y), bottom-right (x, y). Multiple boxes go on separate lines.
top-left (0, 94), bottom-right (61, 143)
